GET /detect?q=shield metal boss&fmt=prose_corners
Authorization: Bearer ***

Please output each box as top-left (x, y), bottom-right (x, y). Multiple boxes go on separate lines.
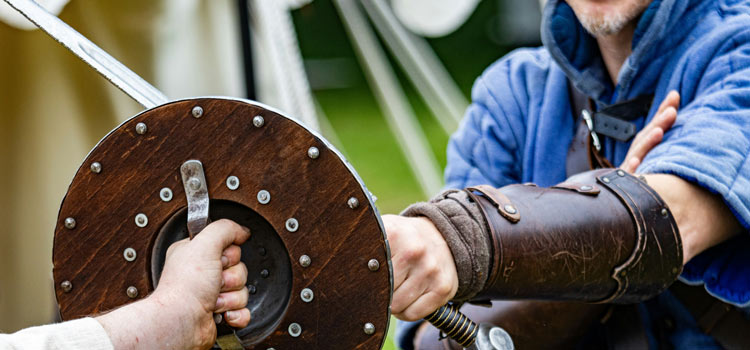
top-left (52, 98), bottom-right (392, 349)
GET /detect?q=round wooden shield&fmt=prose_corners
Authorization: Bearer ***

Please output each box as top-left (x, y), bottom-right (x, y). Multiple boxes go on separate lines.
top-left (52, 98), bottom-right (392, 349)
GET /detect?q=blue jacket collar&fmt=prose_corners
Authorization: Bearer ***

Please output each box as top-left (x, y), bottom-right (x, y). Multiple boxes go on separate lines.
top-left (541, 0), bottom-right (708, 103)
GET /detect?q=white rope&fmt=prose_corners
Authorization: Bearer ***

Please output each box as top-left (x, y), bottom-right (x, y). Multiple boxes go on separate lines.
top-left (251, 0), bottom-right (320, 130)
top-left (361, 0), bottom-right (468, 134)
top-left (333, 0), bottom-right (443, 197)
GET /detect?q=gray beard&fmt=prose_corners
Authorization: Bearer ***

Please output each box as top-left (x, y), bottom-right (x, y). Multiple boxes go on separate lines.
top-left (578, 11), bottom-right (629, 37)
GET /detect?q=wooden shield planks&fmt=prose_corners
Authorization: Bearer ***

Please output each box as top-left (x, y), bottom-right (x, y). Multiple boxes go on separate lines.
top-left (52, 98), bottom-right (392, 349)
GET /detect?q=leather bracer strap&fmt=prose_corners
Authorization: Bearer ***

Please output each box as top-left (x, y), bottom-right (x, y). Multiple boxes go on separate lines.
top-left (467, 168), bottom-right (683, 304)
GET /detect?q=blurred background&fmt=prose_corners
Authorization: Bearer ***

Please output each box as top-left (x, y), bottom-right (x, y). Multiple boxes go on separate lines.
top-left (0, 0), bottom-right (541, 348)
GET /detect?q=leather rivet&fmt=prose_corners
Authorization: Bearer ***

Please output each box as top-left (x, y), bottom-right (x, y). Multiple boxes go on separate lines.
top-left (503, 204), bottom-right (517, 215)
top-left (661, 208), bottom-right (668, 217)
top-left (602, 177), bottom-right (611, 183)
top-left (580, 185), bottom-right (593, 191)
top-left (617, 170), bottom-right (625, 177)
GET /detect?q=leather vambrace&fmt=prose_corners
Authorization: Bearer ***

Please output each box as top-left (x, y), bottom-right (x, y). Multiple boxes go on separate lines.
top-left (402, 168), bottom-right (683, 304)
top-left (468, 168), bottom-right (683, 304)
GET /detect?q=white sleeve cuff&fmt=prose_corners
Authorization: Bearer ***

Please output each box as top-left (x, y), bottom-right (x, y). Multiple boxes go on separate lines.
top-left (0, 317), bottom-right (114, 350)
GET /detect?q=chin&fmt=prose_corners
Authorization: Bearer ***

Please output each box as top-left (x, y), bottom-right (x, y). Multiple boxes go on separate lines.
top-left (565, 0), bottom-right (651, 36)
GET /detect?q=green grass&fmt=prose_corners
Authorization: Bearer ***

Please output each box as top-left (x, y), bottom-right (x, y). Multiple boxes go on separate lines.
top-left (383, 316), bottom-right (398, 350)
top-left (316, 88), bottom-right (442, 215)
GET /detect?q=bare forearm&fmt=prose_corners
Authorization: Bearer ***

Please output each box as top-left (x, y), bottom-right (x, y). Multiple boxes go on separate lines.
top-left (96, 297), bottom-right (163, 350)
top-left (96, 292), bottom-right (205, 350)
top-left (644, 174), bottom-right (742, 263)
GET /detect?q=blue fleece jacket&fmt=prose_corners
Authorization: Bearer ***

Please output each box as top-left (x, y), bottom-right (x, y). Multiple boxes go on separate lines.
top-left (397, 0), bottom-right (750, 348)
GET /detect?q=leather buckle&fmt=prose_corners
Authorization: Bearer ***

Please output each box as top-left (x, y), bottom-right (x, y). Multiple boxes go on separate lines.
top-left (581, 110), bottom-right (602, 151)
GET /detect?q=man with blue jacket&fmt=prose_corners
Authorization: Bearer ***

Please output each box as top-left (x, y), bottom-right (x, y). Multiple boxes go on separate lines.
top-left (386, 0), bottom-right (750, 348)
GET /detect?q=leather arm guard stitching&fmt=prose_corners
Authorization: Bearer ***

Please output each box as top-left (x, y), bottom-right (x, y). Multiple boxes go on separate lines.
top-left (467, 169), bottom-right (683, 303)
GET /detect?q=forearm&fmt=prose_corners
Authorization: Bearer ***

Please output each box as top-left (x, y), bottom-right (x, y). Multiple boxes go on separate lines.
top-left (391, 168), bottom-right (744, 323)
top-left (96, 291), bottom-right (206, 350)
top-left (644, 174), bottom-right (742, 263)
top-left (402, 168), bottom-right (683, 303)
top-left (96, 297), bottom-right (162, 350)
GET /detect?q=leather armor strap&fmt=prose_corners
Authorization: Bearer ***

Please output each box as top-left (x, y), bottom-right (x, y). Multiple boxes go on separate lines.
top-left (669, 282), bottom-right (750, 349)
top-left (566, 83), bottom-right (613, 177)
top-left (467, 169), bottom-right (683, 304)
top-left (566, 82), bottom-right (595, 177)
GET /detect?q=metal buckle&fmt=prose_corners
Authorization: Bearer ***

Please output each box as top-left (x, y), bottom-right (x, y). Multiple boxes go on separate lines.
top-left (581, 110), bottom-right (602, 152)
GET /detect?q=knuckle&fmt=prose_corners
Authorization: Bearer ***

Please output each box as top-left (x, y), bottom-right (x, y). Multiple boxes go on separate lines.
top-left (420, 259), bottom-right (441, 279)
top-left (223, 270), bottom-right (237, 286)
top-left (237, 264), bottom-right (248, 285)
top-left (401, 245), bottom-right (426, 262)
top-left (229, 309), bottom-right (251, 327)
top-left (385, 225), bottom-right (402, 241)
top-left (434, 282), bottom-right (454, 298)
top-left (402, 309), bottom-right (421, 322)
top-left (224, 292), bottom-right (238, 305)
top-left (211, 218), bottom-right (236, 231)
top-left (391, 304), bottom-right (404, 315)
top-left (233, 288), bottom-right (249, 307)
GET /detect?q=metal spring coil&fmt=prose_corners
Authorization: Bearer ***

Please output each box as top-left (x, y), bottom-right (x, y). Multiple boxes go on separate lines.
top-left (425, 304), bottom-right (478, 348)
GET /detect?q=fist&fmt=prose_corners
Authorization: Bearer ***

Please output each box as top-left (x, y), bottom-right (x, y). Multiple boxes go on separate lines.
top-left (384, 214), bottom-right (458, 321)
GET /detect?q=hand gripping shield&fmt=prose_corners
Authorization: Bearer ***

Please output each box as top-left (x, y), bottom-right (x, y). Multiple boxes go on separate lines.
top-left (52, 98), bottom-right (392, 349)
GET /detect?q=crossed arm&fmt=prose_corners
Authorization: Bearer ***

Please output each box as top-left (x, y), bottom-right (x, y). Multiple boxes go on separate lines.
top-left (385, 91), bottom-right (743, 322)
